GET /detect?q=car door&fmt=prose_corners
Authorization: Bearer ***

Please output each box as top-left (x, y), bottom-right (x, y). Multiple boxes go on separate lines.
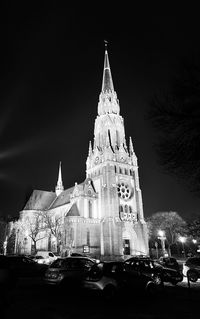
top-left (124, 260), bottom-right (149, 289)
top-left (62, 258), bottom-right (94, 283)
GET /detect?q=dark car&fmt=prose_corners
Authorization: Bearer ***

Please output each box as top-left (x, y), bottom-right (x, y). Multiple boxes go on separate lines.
top-left (124, 256), bottom-right (164, 287)
top-left (6, 255), bottom-right (48, 277)
top-left (158, 257), bottom-right (180, 271)
top-left (44, 256), bottom-right (98, 288)
top-left (0, 255), bottom-right (17, 287)
top-left (183, 257), bottom-right (200, 282)
top-left (154, 261), bottom-right (183, 285)
top-left (83, 261), bottom-right (158, 301)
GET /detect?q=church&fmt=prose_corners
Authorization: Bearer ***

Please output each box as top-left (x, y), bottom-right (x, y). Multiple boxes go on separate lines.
top-left (15, 47), bottom-right (149, 260)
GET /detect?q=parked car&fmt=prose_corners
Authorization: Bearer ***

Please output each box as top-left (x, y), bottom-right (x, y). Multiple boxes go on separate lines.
top-left (35, 251), bottom-right (57, 265)
top-left (83, 261), bottom-right (158, 301)
top-left (33, 255), bottom-right (46, 264)
top-left (158, 257), bottom-right (180, 271)
top-left (6, 255), bottom-right (48, 277)
top-left (154, 261), bottom-right (183, 285)
top-left (182, 256), bottom-right (200, 282)
top-left (124, 256), bottom-right (164, 287)
top-left (44, 256), bottom-right (98, 288)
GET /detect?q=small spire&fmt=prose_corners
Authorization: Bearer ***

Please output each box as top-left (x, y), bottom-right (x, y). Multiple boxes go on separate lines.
top-left (102, 41), bottom-right (114, 93)
top-left (55, 161), bottom-right (64, 196)
top-left (129, 137), bottom-right (134, 155)
top-left (88, 141), bottom-right (92, 156)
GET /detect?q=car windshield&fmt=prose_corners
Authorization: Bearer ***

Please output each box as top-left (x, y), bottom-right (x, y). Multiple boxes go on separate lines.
top-left (50, 258), bottom-right (94, 269)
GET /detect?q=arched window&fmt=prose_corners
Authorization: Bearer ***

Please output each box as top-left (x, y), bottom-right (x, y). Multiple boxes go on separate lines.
top-left (125, 205), bottom-right (129, 213)
top-left (131, 170), bottom-right (134, 177)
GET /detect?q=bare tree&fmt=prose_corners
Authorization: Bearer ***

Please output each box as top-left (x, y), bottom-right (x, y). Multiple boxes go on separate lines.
top-left (19, 213), bottom-right (48, 254)
top-left (187, 217), bottom-right (200, 240)
top-left (42, 211), bottom-right (63, 254)
top-left (147, 211), bottom-right (187, 256)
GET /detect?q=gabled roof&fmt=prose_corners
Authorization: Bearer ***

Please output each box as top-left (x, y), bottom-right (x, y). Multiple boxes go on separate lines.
top-left (23, 190), bottom-right (56, 211)
top-left (49, 186), bottom-right (75, 209)
top-left (66, 203), bottom-right (80, 217)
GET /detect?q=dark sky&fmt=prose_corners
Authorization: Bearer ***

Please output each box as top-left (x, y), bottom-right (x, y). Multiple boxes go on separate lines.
top-left (1, 4), bottom-right (200, 221)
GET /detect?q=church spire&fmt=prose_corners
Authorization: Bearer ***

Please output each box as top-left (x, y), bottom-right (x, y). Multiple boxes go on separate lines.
top-left (98, 42), bottom-right (120, 116)
top-left (101, 42), bottom-right (114, 93)
top-left (55, 161), bottom-right (64, 196)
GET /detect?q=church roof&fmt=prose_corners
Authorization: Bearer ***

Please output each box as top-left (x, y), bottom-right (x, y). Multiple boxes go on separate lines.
top-left (24, 190), bottom-right (57, 211)
top-left (49, 186), bottom-right (75, 209)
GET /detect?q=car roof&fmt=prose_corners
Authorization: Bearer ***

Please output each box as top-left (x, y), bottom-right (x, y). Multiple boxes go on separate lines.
top-left (63, 256), bottom-right (96, 261)
top-left (125, 256), bottom-right (151, 261)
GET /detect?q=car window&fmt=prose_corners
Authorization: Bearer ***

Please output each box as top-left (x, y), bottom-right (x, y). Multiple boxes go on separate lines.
top-left (60, 259), bottom-right (85, 270)
top-left (49, 253), bottom-right (54, 257)
top-left (81, 259), bottom-right (94, 268)
top-left (23, 257), bottom-right (35, 264)
top-left (50, 259), bottom-right (64, 268)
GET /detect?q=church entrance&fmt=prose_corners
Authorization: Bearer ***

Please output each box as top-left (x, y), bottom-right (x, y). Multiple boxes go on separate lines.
top-left (123, 239), bottom-right (130, 255)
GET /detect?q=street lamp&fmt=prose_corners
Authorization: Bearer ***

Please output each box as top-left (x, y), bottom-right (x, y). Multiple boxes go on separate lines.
top-left (158, 230), bottom-right (167, 257)
top-left (179, 236), bottom-right (186, 259)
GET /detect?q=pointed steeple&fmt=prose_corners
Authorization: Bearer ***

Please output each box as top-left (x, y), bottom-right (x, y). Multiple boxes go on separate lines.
top-left (88, 141), bottom-right (92, 156)
top-left (55, 161), bottom-right (64, 196)
top-left (102, 44), bottom-right (114, 93)
top-left (98, 42), bottom-right (120, 116)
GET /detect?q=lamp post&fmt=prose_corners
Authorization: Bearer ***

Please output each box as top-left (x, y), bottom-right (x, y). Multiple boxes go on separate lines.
top-left (179, 236), bottom-right (186, 259)
top-left (158, 230), bottom-right (167, 257)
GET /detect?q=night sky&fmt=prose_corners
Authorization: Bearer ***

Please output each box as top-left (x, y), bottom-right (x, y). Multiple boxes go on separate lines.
top-left (1, 4), bottom-right (200, 221)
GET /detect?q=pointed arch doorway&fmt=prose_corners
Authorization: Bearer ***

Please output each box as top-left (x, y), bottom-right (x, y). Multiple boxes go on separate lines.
top-left (122, 229), bottom-right (131, 256)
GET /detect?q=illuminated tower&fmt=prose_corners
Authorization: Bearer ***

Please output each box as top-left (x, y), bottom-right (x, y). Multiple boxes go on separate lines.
top-left (86, 46), bottom-right (148, 258)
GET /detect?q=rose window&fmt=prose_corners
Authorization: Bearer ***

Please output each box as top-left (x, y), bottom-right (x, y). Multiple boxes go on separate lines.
top-left (117, 183), bottom-right (132, 200)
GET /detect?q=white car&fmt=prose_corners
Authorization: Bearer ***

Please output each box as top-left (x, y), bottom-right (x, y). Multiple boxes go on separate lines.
top-left (34, 251), bottom-right (57, 265)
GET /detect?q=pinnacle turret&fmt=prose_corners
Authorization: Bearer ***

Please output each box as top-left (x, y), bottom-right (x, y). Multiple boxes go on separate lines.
top-left (129, 137), bottom-right (134, 155)
top-left (55, 161), bottom-right (64, 196)
top-left (88, 141), bottom-right (93, 157)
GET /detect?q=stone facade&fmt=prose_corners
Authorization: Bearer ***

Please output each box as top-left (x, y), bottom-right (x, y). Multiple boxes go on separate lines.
top-left (14, 48), bottom-right (149, 260)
